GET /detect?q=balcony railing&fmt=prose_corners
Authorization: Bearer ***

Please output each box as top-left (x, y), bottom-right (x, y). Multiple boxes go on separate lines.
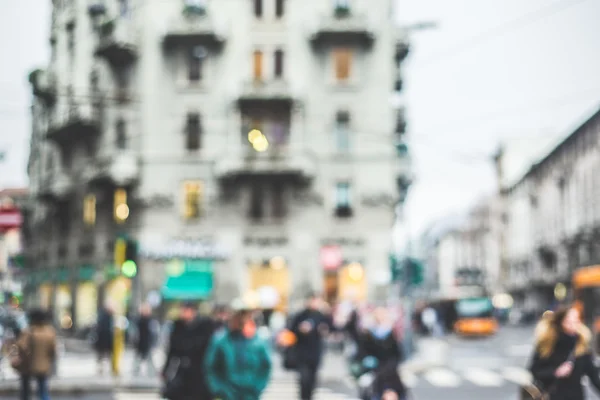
top-left (163, 9), bottom-right (225, 48)
top-left (28, 69), bottom-right (57, 105)
top-left (38, 170), bottom-right (73, 202)
top-left (238, 80), bottom-right (294, 107)
top-left (95, 19), bottom-right (137, 67)
top-left (215, 146), bottom-right (316, 181)
top-left (84, 149), bottom-right (140, 187)
top-left (47, 103), bottom-right (100, 146)
top-left (309, 10), bottom-right (375, 47)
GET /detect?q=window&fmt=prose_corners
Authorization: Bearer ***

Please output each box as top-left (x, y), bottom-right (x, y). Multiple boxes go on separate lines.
top-left (119, 0), bottom-right (129, 17)
top-left (274, 49), bottom-right (284, 78)
top-left (67, 24), bottom-right (75, 55)
top-left (249, 184), bottom-right (265, 220)
top-left (275, 0), bottom-right (284, 17)
top-left (254, 0), bottom-right (263, 17)
top-left (335, 182), bottom-right (353, 217)
top-left (116, 118), bottom-right (127, 149)
top-left (335, 182), bottom-right (351, 207)
top-left (189, 46), bottom-right (206, 82)
top-left (83, 194), bottom-right (96, 226)
top-left (186, 113), bottom-right (201, 150)
top-left (253, 50), bottom-right (263, 81)
top-left (335, 111), bottom-right (350, 151)
top-left (272, 182), bottom-right (286, 218)
top-left (183, 181), bottom-right (203, 219)
top-left (333, 48), bottom-right (352, 82)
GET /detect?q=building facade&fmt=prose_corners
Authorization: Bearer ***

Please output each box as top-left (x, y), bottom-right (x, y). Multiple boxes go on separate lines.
top-left (25, 0), bottom-right (411, 328)
top-left (498, 107), bottom-right (600, 312)
top-left (419, 198), bottom-right (501, 299)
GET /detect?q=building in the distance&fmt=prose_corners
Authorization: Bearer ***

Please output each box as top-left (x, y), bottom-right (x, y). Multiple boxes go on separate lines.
top-left (25, 0), bottom-right (411, 328)
top-left (419, 197), bottom-right (502, 299)
top-left (497, 106), bottom-right (600, 313)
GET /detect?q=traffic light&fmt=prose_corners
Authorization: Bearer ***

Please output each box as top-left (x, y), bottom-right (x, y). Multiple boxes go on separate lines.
top-left (390, 254), bottom-right (402, 282)
top-left (406, 258), bottom-right (425, 286)
top-left (122, 239), bottom-right (138, 278)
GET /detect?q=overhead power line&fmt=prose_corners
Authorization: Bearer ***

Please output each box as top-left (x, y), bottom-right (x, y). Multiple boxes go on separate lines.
top-left (418, 0), bottom-right (591, 68)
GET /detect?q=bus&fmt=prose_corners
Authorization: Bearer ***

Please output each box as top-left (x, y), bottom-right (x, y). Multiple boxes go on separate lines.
top-left (454, 297), bottom-right (498, 337)
top-left (573, 266), bottom-right (600, 354)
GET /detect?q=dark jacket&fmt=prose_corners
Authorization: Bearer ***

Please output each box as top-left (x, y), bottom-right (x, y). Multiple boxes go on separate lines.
top-left (529, 319), bottom-right (600, 400)
top-left (135, 316), bottom-right (155, 354)
top-left (94, 311), bottom-right (114, 352)
top-left (204, 329), bottom-right (272, 400)
top-left (358, 328), bottom-right (402, 368)
top-left (290, 309), bottom-right (331, 367)
top-left (359, 328), bottom-right (406, 398)
top-left (162, 317), bottom-right (217, 400)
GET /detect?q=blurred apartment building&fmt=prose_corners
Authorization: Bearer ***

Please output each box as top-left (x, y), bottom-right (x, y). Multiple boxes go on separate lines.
top-left (496, 106), bottom-right (600, 313)
top-left (418, 198), bottom-right (502, 299)
top-left (25, 0), bottom-right (411, 328)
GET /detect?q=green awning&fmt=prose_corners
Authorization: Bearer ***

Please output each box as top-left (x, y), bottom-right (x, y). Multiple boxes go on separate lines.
top-left (161, 259), bottom-right (214, 300)
top-left (78, 265), bottom-right (96, 281)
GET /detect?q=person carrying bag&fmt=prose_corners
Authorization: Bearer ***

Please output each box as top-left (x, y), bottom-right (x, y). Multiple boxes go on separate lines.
top-left (521, 306), bottom-right (600, 400)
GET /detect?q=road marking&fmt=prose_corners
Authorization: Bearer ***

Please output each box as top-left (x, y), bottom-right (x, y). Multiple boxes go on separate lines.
top-left (506, 344), bottom-right (533, 357)
top-left (424, 368), bottom-right (461, 387)
top-left (463, 368), bottom-right (503, 387)
top-left (401, 369), bottom-right (419, 388)
top-left (502, 366), bottom-right (532, 385)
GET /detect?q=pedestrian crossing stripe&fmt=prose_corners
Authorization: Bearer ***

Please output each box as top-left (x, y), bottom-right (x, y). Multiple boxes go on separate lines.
top-left (400, 366), bottom-right (533, 388)
top-left (463, 368), bottom-right (503, 387)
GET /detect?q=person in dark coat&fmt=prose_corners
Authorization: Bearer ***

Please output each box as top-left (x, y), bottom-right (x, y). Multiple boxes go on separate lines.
top-left (161, 302), bottom-right (217, 400)
top-left (529, 306), bottom-right (600, 400)
top-left (94, 305), bottom-right (114, 376)
top-left (358, 307), bottom-right (407, 400)
top-left (133, 303), bottom-right (157, 377)
top-left (290, 292), bottom-right (332, 400)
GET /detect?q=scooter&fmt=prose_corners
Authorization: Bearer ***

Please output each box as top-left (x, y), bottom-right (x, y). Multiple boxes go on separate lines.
top-left (353, 356), bottom-right (379, 400)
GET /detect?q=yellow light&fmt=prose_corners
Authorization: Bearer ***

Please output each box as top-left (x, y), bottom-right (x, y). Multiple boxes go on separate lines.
top-left (492, 293), bottom-right (514, 309)
top-left (252, 135), bottom-right (269, 152)
top-left (270, 256), bottom-right (286, 270)
top-left (248, 129), bottom-right (263, 144)
top-left (115, 204), bottom-right (130, 221)
top-left (554, 283), bottom-right (567, 301)
top-left (347, 263), bottom-right (364, 281)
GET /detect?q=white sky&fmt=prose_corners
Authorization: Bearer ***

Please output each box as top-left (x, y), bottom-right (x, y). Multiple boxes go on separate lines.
top-left (1, 0), bottom-right (600, 238)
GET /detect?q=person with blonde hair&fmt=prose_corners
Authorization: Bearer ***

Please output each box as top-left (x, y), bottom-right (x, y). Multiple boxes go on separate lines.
top-left (528, 306), bottom-right (600, 399)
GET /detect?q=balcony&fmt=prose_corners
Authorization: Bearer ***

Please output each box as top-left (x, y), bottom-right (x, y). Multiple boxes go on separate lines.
top-left (84, 150), bottom-right (140, 187)
top-left (309, 10), bottom-right (374, 47)
top-left (395, 108), bottom-right (406, 135)
top-left (215, 147), bottom-right (316, 182)
top-left (38, 171), bottom-right (73, 203)
top-left (28, 69), bottom-right (56, 105)
top-left (238, 80), bottom-right (294, 107)
top-left (95, 19), bottom-right (137, 68)
top-left (46, 103), bottom-right (100, 147)
top-left (87, 1), bottom-right (107, 18)
top-left (163, 9), bottom-right (225, 49)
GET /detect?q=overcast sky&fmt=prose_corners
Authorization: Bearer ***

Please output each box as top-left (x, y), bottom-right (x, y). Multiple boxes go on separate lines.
top-left (1, 0), bottom-right (600, 237)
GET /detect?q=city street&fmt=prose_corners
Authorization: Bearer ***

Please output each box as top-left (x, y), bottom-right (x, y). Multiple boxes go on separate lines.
top-left (1, 326), bottom-right (600, 399)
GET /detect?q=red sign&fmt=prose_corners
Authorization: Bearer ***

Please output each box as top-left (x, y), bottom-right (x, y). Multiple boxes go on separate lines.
top-left (0, 207), bottom-right (22, 232)
top-left (320, 245), bottom-right (343, 271)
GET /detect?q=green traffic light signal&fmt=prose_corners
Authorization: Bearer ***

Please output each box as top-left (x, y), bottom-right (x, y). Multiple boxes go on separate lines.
top-left (122, 260), bottom-right (137, 278)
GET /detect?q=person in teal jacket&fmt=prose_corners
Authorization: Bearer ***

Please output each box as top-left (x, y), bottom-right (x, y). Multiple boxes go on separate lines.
top-left (204, 305), bottom-right (272, 400)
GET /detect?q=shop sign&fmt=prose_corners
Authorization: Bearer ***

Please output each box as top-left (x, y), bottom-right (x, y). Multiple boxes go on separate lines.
top-left (0, 206), bottom-right (22, 232)
top-left (320, 237), bottom-right (365, 247)
top-left (320, 245), bottom-right (343, 271)
top-left (244, 237), bottom-right (288, 247)
top-left (140, 239), bottom-right (229, 260)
